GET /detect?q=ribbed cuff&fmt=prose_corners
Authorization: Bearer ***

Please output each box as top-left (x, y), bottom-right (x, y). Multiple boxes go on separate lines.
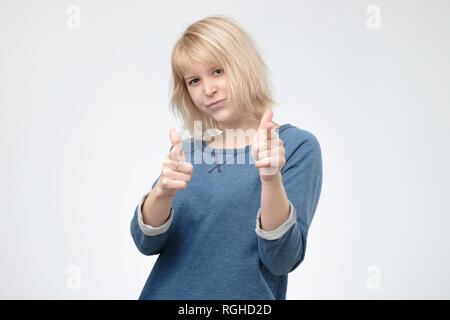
top-left (255, 200), bottom-right (297, 240)
top-left (137, 192), bottom-right (174, 236)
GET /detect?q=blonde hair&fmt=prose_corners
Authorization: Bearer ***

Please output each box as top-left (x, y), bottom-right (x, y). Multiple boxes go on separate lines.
top-left (169, 15), bottom-right (278, 136)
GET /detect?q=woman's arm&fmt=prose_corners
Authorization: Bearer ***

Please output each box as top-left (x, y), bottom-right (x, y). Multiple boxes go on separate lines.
top-left (259, 173), bottom-right (290, 231)
top-left (255, 131), bottom-right (323, 276)
top-left (142, 179), bottom-right (173, 227)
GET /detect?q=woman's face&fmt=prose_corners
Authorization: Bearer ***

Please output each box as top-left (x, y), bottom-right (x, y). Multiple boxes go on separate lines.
top-left (184, 61), bottom-right (233, 123)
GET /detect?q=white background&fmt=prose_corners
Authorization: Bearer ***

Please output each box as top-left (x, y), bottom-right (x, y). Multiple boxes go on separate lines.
top-left (1, 0), bottom-right (449, 299)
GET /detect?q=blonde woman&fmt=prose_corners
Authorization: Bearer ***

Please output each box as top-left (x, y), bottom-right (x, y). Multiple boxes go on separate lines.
top-left (130, 15), bottom-right (323, 300)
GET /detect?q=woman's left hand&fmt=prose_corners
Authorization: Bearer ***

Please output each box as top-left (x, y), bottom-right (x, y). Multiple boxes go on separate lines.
top-left (251, 110), bottom-right (286, 182)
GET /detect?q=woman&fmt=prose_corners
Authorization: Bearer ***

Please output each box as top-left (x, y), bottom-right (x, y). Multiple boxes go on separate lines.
top-left (130, 15), bottom-right (323, 300)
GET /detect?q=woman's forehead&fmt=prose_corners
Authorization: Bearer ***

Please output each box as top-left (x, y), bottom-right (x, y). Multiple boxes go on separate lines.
top-left (186, 60), bottom-right (217, 71)
top-left (183, 60), bottom-right (221, 77)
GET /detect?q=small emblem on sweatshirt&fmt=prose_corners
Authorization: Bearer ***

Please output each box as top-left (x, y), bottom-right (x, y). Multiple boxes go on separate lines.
top-left (208, 151), bottom-right (238, 174)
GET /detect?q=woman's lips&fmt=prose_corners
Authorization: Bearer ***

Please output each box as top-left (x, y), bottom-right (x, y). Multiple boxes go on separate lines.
top-left (207, 98), bottom-right (226, 108)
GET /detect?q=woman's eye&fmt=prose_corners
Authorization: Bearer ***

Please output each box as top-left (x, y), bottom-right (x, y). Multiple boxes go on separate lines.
top-left (188, 69), bottom-right (223, 86)
top-left (189, 78), bottom-right (199, 85)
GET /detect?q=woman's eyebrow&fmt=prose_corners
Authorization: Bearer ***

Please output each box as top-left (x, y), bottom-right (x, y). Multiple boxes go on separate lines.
top-left (184, 66), bottom-right (218, 81)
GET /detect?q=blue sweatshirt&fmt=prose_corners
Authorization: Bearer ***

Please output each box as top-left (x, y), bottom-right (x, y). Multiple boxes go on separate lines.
top-left (130, 123), bottom-right (323, 300)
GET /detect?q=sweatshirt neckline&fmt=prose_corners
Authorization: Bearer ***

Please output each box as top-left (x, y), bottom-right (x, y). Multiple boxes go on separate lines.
top-left (199, 123), bottom-right (291, 154)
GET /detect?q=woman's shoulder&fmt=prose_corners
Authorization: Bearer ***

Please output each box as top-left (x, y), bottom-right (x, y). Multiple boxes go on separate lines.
top-left (278, 124), bottom-right (322, 175)
top-left (279, 123), bottom-right (320, 144)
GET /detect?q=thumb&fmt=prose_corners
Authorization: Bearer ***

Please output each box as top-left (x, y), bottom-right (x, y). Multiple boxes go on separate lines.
top-left (169, 129), bottom-right (183, 160)
top-left (169, 129), bottom-right (180, 147)
top-left (258, 110), bottom-right (274, 142)
top-left (258, 109), bottom-right (274, 130)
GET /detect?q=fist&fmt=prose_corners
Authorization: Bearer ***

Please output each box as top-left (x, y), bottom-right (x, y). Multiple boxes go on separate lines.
top-left (155, 129), bottom-right (193, 198)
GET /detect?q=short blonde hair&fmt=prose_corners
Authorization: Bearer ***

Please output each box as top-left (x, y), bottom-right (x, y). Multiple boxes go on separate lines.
top-left (169, 15), bottom-right (278, 136)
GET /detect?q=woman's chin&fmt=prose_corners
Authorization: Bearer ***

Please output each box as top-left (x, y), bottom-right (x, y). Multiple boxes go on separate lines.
top-left (210, 109), bottom-right (230, 121)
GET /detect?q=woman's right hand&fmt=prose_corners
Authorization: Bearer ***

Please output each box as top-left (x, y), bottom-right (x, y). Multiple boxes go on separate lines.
top-left (154, 129), bottom-right (193, 198)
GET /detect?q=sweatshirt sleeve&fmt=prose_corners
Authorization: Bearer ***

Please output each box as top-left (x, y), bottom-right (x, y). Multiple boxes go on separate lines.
top-left (137, 191), bottom-right (174, 236)
top-left (255, 199), bottom-right (297, 240)
top-left (130, 174), bottom-right (174, 256)
top-left (130, 145), bottom-right (176, 256)
top-left (256, 131), bottom-right (323, 276)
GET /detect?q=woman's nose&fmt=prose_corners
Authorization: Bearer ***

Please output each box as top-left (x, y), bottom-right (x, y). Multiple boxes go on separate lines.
top-left (203, 80), bottom-right (218, 96)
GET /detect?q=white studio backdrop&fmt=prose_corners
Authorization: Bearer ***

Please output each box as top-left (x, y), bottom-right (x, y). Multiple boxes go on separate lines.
top-left (0, 0), bottom-right (449, 299)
